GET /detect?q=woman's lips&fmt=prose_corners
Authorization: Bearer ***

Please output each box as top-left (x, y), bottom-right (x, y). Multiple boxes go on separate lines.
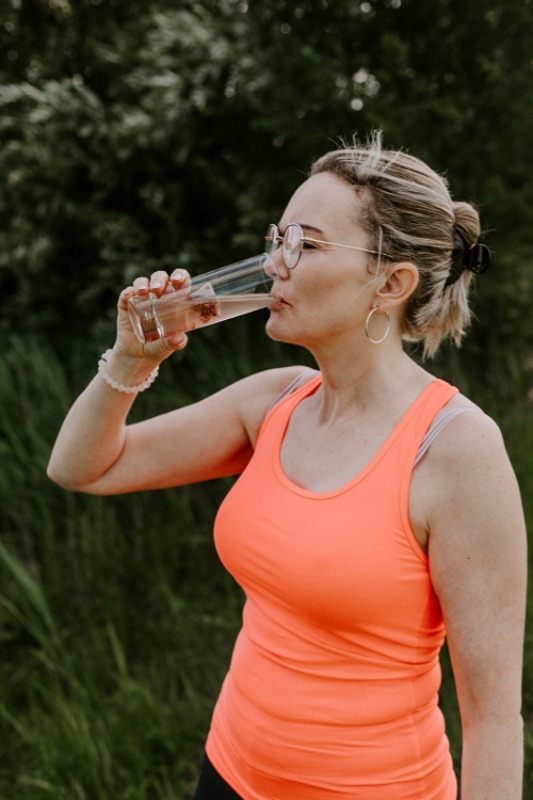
top-left (269, 293), bottom-right (290, 310)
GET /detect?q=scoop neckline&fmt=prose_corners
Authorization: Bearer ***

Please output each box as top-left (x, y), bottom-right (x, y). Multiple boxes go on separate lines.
top-left (274, 377), bottom-right (441, 499)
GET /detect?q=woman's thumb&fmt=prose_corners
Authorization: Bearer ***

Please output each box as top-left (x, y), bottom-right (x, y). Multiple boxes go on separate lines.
top-left (143, 333), bottom-right (188, 361)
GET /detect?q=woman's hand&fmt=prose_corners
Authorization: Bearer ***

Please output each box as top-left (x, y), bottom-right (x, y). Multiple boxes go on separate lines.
top-left (116, 268), bottom-right (192, 364)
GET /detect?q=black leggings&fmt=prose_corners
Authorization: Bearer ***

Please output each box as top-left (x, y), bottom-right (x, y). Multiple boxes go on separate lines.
top-left (192, 755), bottom-right (461, 800)
top-left (193, 754), bottom-right (244, 800)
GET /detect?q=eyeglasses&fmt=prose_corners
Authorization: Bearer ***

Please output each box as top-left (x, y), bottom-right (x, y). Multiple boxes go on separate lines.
top-left (265, 223), bottom-right (386, 271)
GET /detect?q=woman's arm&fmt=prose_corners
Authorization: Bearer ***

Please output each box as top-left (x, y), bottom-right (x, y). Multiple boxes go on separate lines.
top-left (47, 361), bottom-right (306, 494)
top-left (421, 412), bottom-right (527, 800)
top-left (47, 270), bottom-right (307, 494)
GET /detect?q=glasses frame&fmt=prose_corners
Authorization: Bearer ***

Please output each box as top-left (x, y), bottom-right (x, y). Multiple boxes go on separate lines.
top-left (265, 223), bottom-right (387, 270)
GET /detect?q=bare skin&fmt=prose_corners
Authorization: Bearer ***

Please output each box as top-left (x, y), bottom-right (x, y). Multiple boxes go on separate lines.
top-left (48, 171), bottom-right (526, 800)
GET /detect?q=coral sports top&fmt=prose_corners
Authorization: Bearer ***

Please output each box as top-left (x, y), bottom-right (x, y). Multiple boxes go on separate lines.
top-left (207, 375), bottom-right (459, 800)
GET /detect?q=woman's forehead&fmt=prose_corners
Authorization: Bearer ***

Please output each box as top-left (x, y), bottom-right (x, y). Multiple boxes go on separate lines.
top-left (281, 172), bottom-right (364, 233)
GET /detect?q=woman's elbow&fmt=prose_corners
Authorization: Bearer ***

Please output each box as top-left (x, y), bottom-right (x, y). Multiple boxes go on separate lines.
top-left (47, 462), bottom-right (80, 492)
top-left (46, 459), bottom-right (96, 494)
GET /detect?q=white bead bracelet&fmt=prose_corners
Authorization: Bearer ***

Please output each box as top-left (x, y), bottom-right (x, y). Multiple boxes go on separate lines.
top-left (97, 349), bottom-right (159, 394)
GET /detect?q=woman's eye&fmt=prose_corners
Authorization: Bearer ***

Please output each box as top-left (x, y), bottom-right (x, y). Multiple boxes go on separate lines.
top-left (302, 241), bottom-right (318, 250)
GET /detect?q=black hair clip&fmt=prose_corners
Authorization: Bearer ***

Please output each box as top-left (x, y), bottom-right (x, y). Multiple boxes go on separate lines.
top-left (444, 230), bottom-right (491, 287)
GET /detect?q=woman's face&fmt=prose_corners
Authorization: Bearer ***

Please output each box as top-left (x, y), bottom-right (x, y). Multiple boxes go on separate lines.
top-left (266, 171), bottom-right (380, 349)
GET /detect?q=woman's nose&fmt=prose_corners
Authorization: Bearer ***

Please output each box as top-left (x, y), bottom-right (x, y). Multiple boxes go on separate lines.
top-left (265, 250), bottom-right (290, 281)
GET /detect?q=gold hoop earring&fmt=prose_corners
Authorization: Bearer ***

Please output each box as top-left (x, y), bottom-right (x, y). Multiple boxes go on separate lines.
top-left (365, 305), bottom-right (390, 344)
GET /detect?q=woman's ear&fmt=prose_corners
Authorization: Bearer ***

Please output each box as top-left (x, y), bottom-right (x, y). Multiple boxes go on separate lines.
top-left (374, 262), bottom-right (419, 309)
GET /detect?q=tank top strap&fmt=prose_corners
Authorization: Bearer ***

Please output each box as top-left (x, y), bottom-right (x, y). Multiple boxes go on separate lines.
top-left (258, 375), bottom-right (457, 450)
top-left (255, 375), bottom-right (459, 491)
top-left (396, 379), bottom-right (459, 561)
top-left (414, 405), bottom-right (481, 467)
top-left (256, 373), bottom-right (322, 448)
top-left (264, 369), bottom-right (318, 417)
top-left (391, 378), bottom-right (459, 473)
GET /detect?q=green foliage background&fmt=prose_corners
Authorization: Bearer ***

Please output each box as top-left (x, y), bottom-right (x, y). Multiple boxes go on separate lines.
top-left (0, 0), bottom-right (531, 797)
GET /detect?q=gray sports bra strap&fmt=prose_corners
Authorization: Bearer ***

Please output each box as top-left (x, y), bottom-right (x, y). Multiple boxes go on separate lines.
top-left (265, 370), bottom-right (316, 416)
top-left (414, 406), bottom-right (481, 467)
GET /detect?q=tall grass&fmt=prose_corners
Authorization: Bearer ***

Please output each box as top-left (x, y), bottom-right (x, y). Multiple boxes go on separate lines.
top-left (0, 334), bottom-right (531, 798)
top-left (0, 334), bottom-right (246, 799)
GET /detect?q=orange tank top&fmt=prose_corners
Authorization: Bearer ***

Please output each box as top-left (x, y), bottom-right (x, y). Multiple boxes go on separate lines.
top-left (206, 376), bottom-right (459, 800)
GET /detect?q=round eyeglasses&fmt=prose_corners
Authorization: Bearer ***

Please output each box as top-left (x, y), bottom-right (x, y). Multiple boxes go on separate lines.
top-left (265, 223), bottom-right (386, 271)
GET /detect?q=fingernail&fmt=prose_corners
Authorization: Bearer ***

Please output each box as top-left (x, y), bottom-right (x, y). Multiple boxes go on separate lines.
top-left (171, 270), bottom-right (183, 281)
top-left (151, 280), bottom-right (162, 289)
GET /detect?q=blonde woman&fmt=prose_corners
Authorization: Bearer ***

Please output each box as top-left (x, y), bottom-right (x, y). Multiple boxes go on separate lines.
top-left (48, 134), bottom-right (526, 800)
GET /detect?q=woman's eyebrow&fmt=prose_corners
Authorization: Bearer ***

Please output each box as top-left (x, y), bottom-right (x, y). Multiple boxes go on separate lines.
top-left (301, 224), bottom-right (325, 236)
top-left (278, 223), bottom-right (325, 235)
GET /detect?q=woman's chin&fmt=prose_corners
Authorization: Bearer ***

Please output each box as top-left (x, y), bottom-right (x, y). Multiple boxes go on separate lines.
top-left (265, 315), bottom-right (306, 347)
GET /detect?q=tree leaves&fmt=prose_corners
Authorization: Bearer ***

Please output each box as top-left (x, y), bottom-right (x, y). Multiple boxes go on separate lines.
top-left (0, 0), bottom-right (531, 387)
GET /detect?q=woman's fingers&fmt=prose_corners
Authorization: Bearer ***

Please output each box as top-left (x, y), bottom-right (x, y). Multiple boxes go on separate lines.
top-left (118, 285), bottom-right (136, 310)
top-left (115, 268), bottom-right (192, 359)
top-left (118, 268), bottom-right (191, 306)
top-left (132, 275), bottom-right (151, 294)
top-left (145, 268), bottom-right (192, 295)
top-left (148, 270), bottom-right (171, 295)
top-left (170, 268), bottom-right (192, 289)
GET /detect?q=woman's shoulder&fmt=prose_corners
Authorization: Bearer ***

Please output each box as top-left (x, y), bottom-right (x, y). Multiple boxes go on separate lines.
top-left (422, 388), bottom-right (509, 482)
top-left (412, 388), bottom-right (522, 553)
top-left (235, 365), bottom-right (319, 446)
top-left (237, 364), bottom-right (318, 398)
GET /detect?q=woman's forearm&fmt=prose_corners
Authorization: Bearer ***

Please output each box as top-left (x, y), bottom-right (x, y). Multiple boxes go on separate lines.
top-left (460, 714), bottom-right (523, 800)
top-left (47, 350), bottom-right (158, 491)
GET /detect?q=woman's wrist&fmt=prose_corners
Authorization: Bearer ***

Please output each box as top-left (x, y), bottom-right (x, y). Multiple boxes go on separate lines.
top-left (98, 348), bottom-right (160, 394)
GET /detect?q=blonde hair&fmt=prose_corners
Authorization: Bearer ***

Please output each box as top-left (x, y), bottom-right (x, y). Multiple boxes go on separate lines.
top-left (310, 132), bottom-right (482, 357)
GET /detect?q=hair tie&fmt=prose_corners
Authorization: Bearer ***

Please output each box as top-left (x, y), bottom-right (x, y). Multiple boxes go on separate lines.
top-left (444, 229), bottom-right (491, 287)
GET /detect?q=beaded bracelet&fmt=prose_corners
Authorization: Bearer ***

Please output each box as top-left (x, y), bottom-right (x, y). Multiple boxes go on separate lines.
top-left (97, 349), bottom-right (159, 394)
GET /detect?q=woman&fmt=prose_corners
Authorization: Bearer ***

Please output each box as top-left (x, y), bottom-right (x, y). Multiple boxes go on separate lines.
top-left (48, 134), bottom-right (526, 800)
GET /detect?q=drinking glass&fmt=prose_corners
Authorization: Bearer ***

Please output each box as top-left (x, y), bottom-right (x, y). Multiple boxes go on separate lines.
top-left (128, 252), bottom-right (275, 343)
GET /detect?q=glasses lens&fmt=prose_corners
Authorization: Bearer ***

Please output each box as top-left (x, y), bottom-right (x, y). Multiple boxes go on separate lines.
top-left (265, 224), bottom-right (279, 256)
top-left (284, 224), bottom-right (302, 269)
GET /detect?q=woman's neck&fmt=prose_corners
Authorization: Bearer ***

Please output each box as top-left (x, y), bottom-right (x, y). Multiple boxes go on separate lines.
top-left (308, 336), bottom-right (431, 423)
